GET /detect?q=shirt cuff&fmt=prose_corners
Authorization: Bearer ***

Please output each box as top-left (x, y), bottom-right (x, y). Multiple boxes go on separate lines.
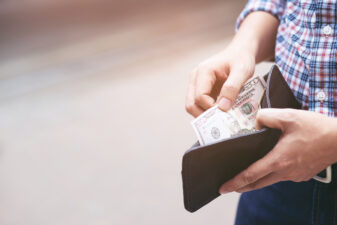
top-left (236, 0), bottom-right (286, 31)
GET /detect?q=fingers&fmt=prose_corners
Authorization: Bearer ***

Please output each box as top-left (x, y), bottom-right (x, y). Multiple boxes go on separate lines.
top-left (185, 104), bottom-right (204, 118)
top-left (186, 57), bottom-right (254, 116)
top-left (195, 69), bottom-right (217, 110)
top-left (218, 151), bottom-right (276, 194)
top-left (185, 71), bottom-right (205, 117)
top-left (235, 172), bottom-right (282, 193)
top-left (255, 108), bottom-right (296, 131)
top-left (218, 65), bottom-right (253, 111)
top-left (186, 68), bottom-right (218, 117)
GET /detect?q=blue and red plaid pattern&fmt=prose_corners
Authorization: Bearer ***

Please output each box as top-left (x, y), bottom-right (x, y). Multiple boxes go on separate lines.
top-left (237, 0), bottom-right (337, 117)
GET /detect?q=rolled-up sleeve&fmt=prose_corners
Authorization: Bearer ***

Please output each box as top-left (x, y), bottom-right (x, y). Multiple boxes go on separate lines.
top-left (236, 0), bottom-right (286, 30)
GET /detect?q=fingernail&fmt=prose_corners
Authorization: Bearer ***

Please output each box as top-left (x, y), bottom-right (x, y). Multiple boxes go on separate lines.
top-left (219, 97), bottom-right (231, 111)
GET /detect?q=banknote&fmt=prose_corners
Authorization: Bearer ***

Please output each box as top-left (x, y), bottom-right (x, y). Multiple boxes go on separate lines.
top-left (191, 76), bottom-right (266, 146)
top-left (191, 105), bottom-right (248, 145)
top-left (231, 76), bottom-right (266, 128)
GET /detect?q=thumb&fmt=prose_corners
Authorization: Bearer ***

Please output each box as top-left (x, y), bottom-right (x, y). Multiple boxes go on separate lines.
top-left (255, 108), bottom-right (290, 131)
top-left (218, 66), bottom-right (251, 111)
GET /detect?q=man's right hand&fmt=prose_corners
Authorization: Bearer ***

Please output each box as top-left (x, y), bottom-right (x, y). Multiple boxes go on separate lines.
top-left (185, 11), bottom-right (280, 117)
top-left (185, 45), bottom-right (256, 117)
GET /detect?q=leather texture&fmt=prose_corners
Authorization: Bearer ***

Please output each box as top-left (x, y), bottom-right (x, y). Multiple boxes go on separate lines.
top-left (181, 65), bottom-right (302, 213)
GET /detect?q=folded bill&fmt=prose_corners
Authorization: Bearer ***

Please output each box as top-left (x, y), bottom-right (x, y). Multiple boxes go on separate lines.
top-left (191, 76), bottom-right (266, 146)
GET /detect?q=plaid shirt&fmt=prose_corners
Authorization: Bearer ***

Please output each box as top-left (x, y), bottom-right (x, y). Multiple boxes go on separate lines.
top-left (237, 0), bottom-right (337, 117)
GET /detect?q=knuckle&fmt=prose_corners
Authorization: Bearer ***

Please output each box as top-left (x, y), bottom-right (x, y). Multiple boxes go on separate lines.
top-left (270, 154), bottom-right (282, 169)
top-left (196, 62), bottom-right (211, 73)
top-left (276, 158), bottom-right (292, 170)
top-left (241, 64), bottom-right (254, 74)
top-left (272, 161), bottom-right (283, 171)
top-left (271, 160), bottom-right (281, 169)
top-left (234, 61), bottom-right (254, 75)
top-left (242, 171), bottom-right (255, 184)
top-left (280, 109), bottom-right (297, 123)
top-left (185, 103), bottom-right (194, 113)
top-left (222, 84), bottom-right (240, 97)
top-left (195, 94), bottom-right (203, 105)
top-left (194, 66), bottom-right (214, 81)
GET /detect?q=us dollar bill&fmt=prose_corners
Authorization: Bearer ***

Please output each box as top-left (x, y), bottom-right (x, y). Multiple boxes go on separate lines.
top-left (191, 76), bottom-right (266, 146)
top-left (231, 76), bottom-right (266, 129)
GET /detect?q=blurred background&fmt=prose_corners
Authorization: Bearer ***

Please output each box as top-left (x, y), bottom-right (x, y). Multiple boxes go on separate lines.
top-left (0, 0), bottom-right (271, 224)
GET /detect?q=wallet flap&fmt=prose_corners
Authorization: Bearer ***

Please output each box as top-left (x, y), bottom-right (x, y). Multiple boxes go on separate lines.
top-left (182, 128), bottom-right (281, 212)
top-left (261, 65), bottom-right (301, 109)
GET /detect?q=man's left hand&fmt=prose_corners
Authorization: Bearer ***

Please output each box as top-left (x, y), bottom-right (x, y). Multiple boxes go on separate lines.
top-left (219, 108), bottom-right (337, 194)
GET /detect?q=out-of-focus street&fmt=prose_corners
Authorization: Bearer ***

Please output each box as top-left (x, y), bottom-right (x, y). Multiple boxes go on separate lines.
top-left (0, 0), bottom-right (272, 224)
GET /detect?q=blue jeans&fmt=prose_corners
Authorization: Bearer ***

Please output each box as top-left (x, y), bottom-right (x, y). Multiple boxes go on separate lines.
top-left (235, 179), bottom-right (337, 225)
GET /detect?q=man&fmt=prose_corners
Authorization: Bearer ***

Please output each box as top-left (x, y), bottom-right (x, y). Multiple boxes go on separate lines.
top-left (185, 0), bottom-right (337, 224)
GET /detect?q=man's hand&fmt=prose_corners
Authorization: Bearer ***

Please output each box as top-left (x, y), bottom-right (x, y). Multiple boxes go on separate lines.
top-left (185, 11), bottom-right (280, 117)
top-left (185, 47), bottom-right (255, 117)
top-left (219, 108), bottom-right (337, 194)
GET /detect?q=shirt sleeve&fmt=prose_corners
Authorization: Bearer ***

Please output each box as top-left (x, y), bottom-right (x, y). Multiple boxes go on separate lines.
top-left (236, 0), bottom-right (287, 30)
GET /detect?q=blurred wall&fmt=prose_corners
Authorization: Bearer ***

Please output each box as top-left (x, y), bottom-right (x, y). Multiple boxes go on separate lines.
top-left (0, 0), bottom-right (243, 60)
top-left (0, 0), bottom-right (246, 99)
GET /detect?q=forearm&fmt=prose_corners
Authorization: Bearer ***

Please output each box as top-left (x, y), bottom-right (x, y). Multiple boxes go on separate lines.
top-left (230, 11), bottom-right (280, 63)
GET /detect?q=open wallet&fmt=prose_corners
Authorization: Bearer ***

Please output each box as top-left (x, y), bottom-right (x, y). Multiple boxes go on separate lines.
top-left (181, 65), bottom-right (333, 213)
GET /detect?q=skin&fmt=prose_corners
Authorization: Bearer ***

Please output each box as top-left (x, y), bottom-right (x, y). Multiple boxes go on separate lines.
top-left (185, 11), bottom-right (337, 194)
top-left (220, 108), bottom-right (337, 194)
top-left (185, 11), bottom-right (279, 116)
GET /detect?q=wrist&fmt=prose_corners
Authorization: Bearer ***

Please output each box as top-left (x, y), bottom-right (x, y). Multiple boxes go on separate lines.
top-left (229, 35), bottom-right (259, 61)
top-left (229, 11), bottom-right (279, 63)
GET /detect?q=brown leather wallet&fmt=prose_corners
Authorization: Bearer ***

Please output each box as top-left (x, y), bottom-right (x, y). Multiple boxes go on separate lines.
top-left (181, 65), bottom-right (302, 212)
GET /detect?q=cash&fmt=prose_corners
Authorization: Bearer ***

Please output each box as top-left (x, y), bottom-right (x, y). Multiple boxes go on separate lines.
top-left (191, 76), bottom-right (266, 146)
